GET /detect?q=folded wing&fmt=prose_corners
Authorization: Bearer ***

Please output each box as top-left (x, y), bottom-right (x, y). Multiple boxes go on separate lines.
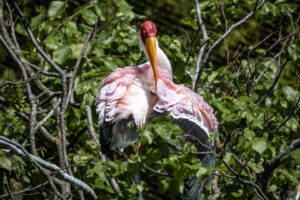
top-left (154, 78), bottom-right (218, 200)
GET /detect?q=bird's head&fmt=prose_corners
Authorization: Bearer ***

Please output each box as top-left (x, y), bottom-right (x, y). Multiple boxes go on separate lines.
top-left (140, 21), bottom-right (158, 89)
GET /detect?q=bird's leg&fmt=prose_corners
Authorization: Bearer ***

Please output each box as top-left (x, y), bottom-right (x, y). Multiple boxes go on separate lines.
top-left (127, 146), bottom-right (133, 185)
top-left (136, 141), bottom-right (142, 156)
top-left (134, 141), bottom-right (143, 199)
top-left (128, 146), bottom-right (132, 158)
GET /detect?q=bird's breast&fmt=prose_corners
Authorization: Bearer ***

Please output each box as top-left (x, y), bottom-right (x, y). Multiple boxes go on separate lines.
top-left (116, 78), bottom-right (157, 127)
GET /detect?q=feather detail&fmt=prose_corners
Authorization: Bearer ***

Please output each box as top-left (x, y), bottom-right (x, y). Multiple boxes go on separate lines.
top-left (154, 79), bottom-right (218, 135)
top-left (95, 62), bottom-right (175, 127)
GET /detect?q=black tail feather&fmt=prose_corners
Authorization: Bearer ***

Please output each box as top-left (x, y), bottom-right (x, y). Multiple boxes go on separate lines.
top-left (173, 118), bottom-right (216, 200)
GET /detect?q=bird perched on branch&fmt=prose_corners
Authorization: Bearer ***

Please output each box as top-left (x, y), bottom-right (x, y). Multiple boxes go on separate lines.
top-left (95, 21), bottom-right (218, 199)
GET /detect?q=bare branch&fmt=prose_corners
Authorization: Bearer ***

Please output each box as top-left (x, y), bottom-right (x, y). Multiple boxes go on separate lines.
top-left (192, 0), bottom-right (266, 89)
top-left (254, 47), bottom-right (284, 85)
top-left (220, 172), bottom-right (268, 200)
top-left (27, 61), bottom-right (61, 77)
top-left (66, 32), bottom-right (92, 107)
top-left (266, 138), bottom-right (300, 169)
top-left (0, 78), bottom-right (35, 90)
top-left (85, 105), bottom-right (99, 142)
top-left (247, 30), bottom-right (277, 76)
top-left (84, 105), bottom-right (123, 196)
top-left (259, 138), bottom-right (300, 192)
top-left (0, 181), bottom-right (48, 199)
top-left (286, 5), bottom-right (295, 42)
top-left (1, 137), bottom-right (65, 199)
top-left (182, 28), bottom-right (199, 82)
top-left (34, 99), bottom-right (61, 132)
top-left (256, 60), bottom-right (289, 105)
top-left (143, 163), bottom-right (173, 177)
top-left (4, 184), bottom-right (16, 200)
top-left (220, 4), bottom-right (229, 65)
top-left (13, 2), bottom-right (64, 76)
top-left (0, 136), bottom-right (97, 199)
top-left (277, 96), bottom-right (300, 130)
top-left (208, 171), bottom-right (220, 200)
top-left (202, 0), bottom-right (266, 65)
top-left (192, 0), bottom-right (209, 91)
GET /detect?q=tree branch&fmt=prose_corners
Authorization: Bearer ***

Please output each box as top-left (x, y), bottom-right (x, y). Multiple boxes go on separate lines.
top-left (84, 105), bottom-right (123, 196)
top-left (259, 138), bottom-right (300, 192)
top-left (208, 171), bottom-right (220, 200)
top-left (256, 60), bottom-right (289, 105)
top-left (66, 32), bottom-right (92, 107)
top-left (203, 0), bottom-right (266, 65)
top-left (0, 136), bottom-right (97, 199)
top-left (192, 0), bottom-right (209, 91)
top-left (277, 96), bottom-right (300, 130)
top-left (13, 1), bottom-right (64, 76)
top-left (0, 181), bottom-right (48, 199)
top-left (192, 0), bottom-right (266, 89)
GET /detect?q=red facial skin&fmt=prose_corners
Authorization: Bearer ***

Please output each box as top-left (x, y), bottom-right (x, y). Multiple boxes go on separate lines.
top-left (140, 21), bottom-right (157, 43)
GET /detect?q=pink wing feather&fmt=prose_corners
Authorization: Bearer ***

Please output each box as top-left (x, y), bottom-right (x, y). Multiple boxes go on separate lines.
top-left (95, 66), bottom-right (137, 125)
top-left (95, 62), bottom-right (217, 135)
top-left (154, 77), bottom-right (218, 135)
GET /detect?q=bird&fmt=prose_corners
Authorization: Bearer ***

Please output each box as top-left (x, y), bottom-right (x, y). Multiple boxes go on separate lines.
top-left (95, 21), bottom-right (218, 200)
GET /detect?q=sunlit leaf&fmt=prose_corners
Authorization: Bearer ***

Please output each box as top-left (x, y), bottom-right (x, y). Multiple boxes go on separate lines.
top-left (252, 137), bottom-right (267, 154)
top-left (48, 1), bottom-right (67, 19)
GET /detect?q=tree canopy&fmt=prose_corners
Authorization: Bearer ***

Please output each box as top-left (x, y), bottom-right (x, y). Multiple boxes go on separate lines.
top-left (0, 0), bottom-right (299, 199)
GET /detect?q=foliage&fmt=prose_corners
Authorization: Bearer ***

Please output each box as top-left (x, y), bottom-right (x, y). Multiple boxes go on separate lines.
top-left (0, 0), bottom-right (299, 199)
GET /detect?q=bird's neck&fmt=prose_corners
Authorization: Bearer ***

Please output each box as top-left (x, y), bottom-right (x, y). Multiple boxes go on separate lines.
top-left (139, 33), bottom-right (172, 74)
top-left (156, 44), bottom-right (172, 74)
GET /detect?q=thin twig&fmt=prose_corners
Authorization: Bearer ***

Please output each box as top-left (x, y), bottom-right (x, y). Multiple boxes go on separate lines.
top-left (4, 184), bottom-right (16, 200)
top-left (256, 60), bottom-right (289, 105)
top-left (13, 2), bottom-right (64, 75)
top-left (220, 4), bottom-right (229, 64)
top-left (0, 136), bottom-right (97, 199)
top-left (0, 181), bottom-right (48, 199)
top-left (208, 171), bottom-right (220, 200)
top-left (84, 105), bottom-right (123, 196)
top-left (0, 78), bottom-right (36, 89)
top-left (259, 138), bottom-right (300, 192)
top-left (202, 0), bottom-right (266, 66)
top-left (143, 163), bottom-right (173, 177)
top-left (66, 32), bottom-right (92, 107)
top-left (192, 0), bottom-right (209, 91)
top-left (277, 96), bottom-right (300, 130)
top-left (219, 172), bottom-right (268, 200)
top-left (193, 0), bottom-right (266, 89)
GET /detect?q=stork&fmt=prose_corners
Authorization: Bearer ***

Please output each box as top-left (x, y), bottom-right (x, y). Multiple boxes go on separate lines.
top-left (95, 21), bottom-right (217, 199)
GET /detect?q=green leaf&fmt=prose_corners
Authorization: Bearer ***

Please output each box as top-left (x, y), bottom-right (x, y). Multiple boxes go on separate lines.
top-left (53, 45), bottom-right (72, 65)
top-left (288, 44), bottom-right (300, 62)
top-left (81, 8), bottom-right (97, 25)
top-left (73, 152), bottom-right (94, 166)
top-left (290, 149), bottom-right (300, 163)
top-left (30, 13), bottom-right (44, 31)
top-left (128, 185), bottom-right (138, 194)
top-left (198, 0), bottom-right (215, 13)
top-left (65, 21), bottom-right (80, 35)
top-left (84, 92), bottom-right (94, 106)
top-left (48, 1), bottom-right (67, 20)
top-left (44, 37), bottom-right (59, 50)
top-left (196, 166), bottom-right (208, 177)
top-left (231, 188), bottom-right (243, 197)
top-left (244, 130), bottom-right (255, 140)
top-left (251, 137), bottom-right (267, 154)
top-left (0, 156), bottom-right (12, 171)
top-left (94, 1), bottom-right (106, 20)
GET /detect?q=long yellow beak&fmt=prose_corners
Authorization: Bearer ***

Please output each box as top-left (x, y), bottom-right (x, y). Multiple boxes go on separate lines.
top-left (145, 37), bottom-right (158, 89)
